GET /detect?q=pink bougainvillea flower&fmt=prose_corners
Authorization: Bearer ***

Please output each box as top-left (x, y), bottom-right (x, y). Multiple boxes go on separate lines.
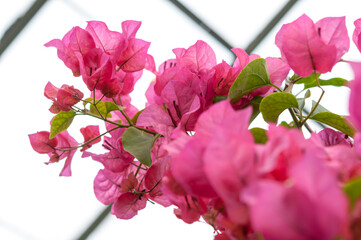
top-left (161, 170), bottom-right (208, 224)
top-left (111, 192), bottom-right (147, 219)
top-left (94, 166), bottom-right (148, 219)
top-left (276, 14), bottom-right (349, 77)
top-left (349, 62), bottom-right (361, 131)
top-left (29, 130), bottom-right (78, 176)
top-left (316, 128), bottom-right (350, 147)
top-left (85, 21), bottom-right (126, 63)
top-left (173, 40), bottom-right (217, 74)
top-left (29, 131), bottom-right (58, 154)
top-left (210, 60), bottom-right (240, 96)
top-left (53, 131), bottom-right (78, 176)
top-left (45, 27), bottom-right (96, 76)
top-left (94, 168), bottom-right (123, 205)
top-left (353, 18), bottom-right (361, 53)
top-left (80, 125), bottom-right (101, 152)
top-left (258, 125), bottom-right (309, 181)
top-left (44, 82), bottom-right (84, 113)
top-left (243, 151), bottom-right (348, 240)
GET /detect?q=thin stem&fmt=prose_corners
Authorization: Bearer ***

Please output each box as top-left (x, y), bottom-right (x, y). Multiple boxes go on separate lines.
top-left (269, 83), bottom-right (283, 92)
top-left (288, 108), bottom-right (301, 129)
top-left (56, 126), bottom-right (120, 151)
top-left (300, 72), bottom-right (325, 126)
top-left (135, 163), bottom-right (142, 177)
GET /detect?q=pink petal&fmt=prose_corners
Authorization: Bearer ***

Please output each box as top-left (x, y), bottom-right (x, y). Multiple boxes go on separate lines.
top-left (44, 82), bottom-right (58, 100)
top-left (86, 21), bottom-right (126, 63)
top-left (349, 62), bottom-right (361, 131)
top-left (231, 48), bottom-right (250, 69)
top-left (353, 18), bottom-right (361, 53)
top-left (111, 192), bottom-right (147, 219)
top-left (276, 14), bottom-right (337, 77)
top-left (315, 16), bottom-right (349, 61)
top-left (80, 125), bottom-right (100, 152)
top-left (29, 131), bottom-right (58, 154)
top-left (121, 20), bottom-right (142, 39)
top-left (117, 38), bottom-right (150, 72)
top-left (93, 169), bottom-right (122, 205)
top-left (171, 136), bottom-right (217, 198)
top-left (175, 40), bottom-right (217, 73)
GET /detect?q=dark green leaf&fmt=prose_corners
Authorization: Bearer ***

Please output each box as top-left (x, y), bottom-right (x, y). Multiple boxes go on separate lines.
top-left (122, 127), bottom-right (157, 166)
top-left (309, 112), bottom-right (355, 137)
top-left (295, 74), bottom-right (348, 89)
top-left (250, 127), bottom-right (268, 144)
top-left (50, 110), bottom-right (76, 139)
top-left (228, 58), bottom-right (270, 104)
top-left (279, 121), bottom-right (295, 129)
top-left (344, 178), bottom-right (361, 207)
top-left (213, 95), bottom-right (228, 104)
top-left (260, 92), bottom-right (299, 122)
top-left (249, 96), bottom-right (263, 123)
top-left (131, 109), bottom-right (144, 124)
top-left (304, 78), bottom-right (348, 89)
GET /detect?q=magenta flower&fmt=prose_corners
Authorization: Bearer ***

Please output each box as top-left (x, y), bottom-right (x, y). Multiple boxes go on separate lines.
top-left (29, 131), bottom-right (78, 176)
top-left (353, 18), bottom-right (361, 53)
top-left (276, 14), bottom-right (349, 77)
top-left (80, 125), bottom-right (101, 152)
top-left (29, 131), bottom-right (58, 154)
top-left (45, 27), bottom-right (96, 76)
top-left (44, 82), bottom-right (84, 113)
top-left (85, 21), bottom-right (126, 64)
top-left (243, 151), bottom-right (348, 240)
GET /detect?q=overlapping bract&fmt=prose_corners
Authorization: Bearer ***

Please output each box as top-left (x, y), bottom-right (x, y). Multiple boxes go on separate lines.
top-left (28, 15), bottom-right (361, 240)
top-left (276, 14), bottom-right (349, 77)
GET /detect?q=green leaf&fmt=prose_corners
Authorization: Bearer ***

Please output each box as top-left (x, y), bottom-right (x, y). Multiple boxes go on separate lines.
top-left (297, 89), bottom-right (311, 112)
top-left (304, 78), bottom-right (348, 89)
top-left (295, 74), bottom-right (348, 89)
top-left (83, 97), bottom-right (93, 107)
top-left (249, 96), bottom-right (263, 123)
top-left (131, 109), bottom-right (144, 124)
top-left (250, 127), bottom-right (268, 144)
top-left (310, 100), bottom-right (330, 115)
top-left (213, 95), bottom-right (228, 104)
top-left (228, 58), bottom-right (270, 104)
top-left (344, 178), bottom-right (361, 207)
top-left (279, 121), bottom-right (295, 129)
top-left (50, 110), bottom-right (76, 139)
top-left (90, 101), bottom-right (109, 118)
top-left (309, 112), bottom-right (355, 137)
top-left (122, 127), bottom-right (157, 167)
top-left (259, 92), bottom-right (299, 122)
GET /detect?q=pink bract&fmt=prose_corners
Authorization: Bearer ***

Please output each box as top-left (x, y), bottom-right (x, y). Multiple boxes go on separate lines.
top-left (353, 18), bottom-right (361, 53)
top-left (275, 14), bottom-right (349, 77)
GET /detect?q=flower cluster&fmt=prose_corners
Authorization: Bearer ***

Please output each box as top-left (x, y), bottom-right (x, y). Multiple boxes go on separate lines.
top-left (30, 15), bottom-right (361, 239)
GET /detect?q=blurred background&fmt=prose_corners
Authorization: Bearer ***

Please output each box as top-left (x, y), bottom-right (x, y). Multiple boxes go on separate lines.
top-left (1, 0), bottom-right (361, 239)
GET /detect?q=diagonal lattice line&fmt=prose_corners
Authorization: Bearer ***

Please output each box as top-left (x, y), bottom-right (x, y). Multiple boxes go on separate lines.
top-left (168, 0), bottom-right (234, 50)
top-left (0, 0), bottom-right (48, 57)
top-left (245, 0), bottom-right (299, 54)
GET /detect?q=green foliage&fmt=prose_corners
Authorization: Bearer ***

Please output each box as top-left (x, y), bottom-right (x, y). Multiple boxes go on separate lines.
top-left (309, 112), bottom-right (355, 137)
top-left (50, 110), bottom-right (76, 139)
top-left (250, 127), bottom-right (268, 144)
top-left (344, 178), bottom-right (361, 207)
top-left (122, 127), bottom-right (158, 167)
top-left (260, 92), bottom-right (299, 122)
top-left (228, 58), bottom-right (270, 104)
